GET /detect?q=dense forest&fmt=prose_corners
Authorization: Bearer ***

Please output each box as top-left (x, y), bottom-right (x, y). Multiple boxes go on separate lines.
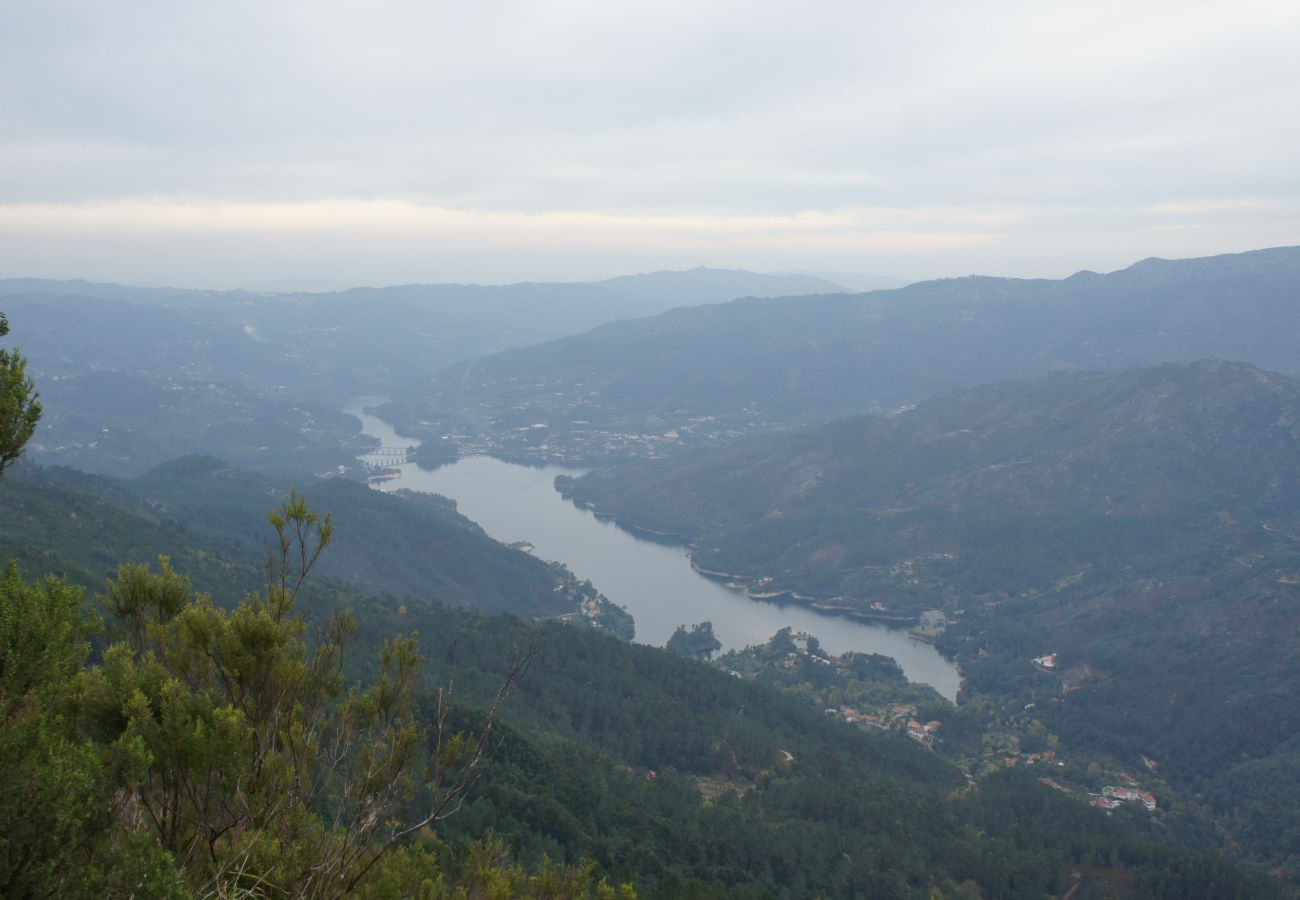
top-left (566, 360), bottom-right (1300, 880)
top-left (6, 262), bottom-right (1300, 895)
top-left (3, 479), bottom-right (1289, 897)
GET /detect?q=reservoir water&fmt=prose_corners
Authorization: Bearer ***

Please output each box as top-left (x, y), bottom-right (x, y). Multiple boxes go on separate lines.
top-left (348, 400), bottom-right (961, 702)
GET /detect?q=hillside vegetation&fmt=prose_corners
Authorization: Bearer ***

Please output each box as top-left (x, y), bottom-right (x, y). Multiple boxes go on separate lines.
top-left (567, 360), bottom-right (1300, 877)
top-left (4, 457), bottom-right (582, 619)
top-left (4, 464), bottom-right (1281, 896)
top-left (382, 246), bottom-right (1300, 463)
top-left (567, 360), bottom-right (1300, 604)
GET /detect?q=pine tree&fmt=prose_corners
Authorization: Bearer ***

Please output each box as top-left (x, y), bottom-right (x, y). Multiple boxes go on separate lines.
top-left (0, 312), bottom-right (42, 478)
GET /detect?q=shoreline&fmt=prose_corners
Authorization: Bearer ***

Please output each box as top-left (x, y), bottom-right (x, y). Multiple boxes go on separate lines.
top-left (350, 426), bottom-right (962, 700)
top-left (567, 501), bottom-right (930, 631)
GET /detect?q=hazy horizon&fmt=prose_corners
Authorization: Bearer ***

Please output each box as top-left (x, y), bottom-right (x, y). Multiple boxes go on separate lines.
top-left (7, 244), bottom-right (1291, 297)
top-left (4, 1), bottom-right (1299, 290)
top-left (0, 263), bottom-right (904, 295)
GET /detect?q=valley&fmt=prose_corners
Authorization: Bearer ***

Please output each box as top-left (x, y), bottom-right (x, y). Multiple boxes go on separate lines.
top-left (567, 359), bottom-right (1300, 879)
top-left (348, 399), bottom-right (963, 700)
top-left (9, 8), bottom-right (1300, 894)
top-left (380, 247), bottom-right (1300, 465)
top-left (5, 251), bottom-right (1300, 896)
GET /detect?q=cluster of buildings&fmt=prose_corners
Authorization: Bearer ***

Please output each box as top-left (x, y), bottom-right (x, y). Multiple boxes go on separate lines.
top-left (825, 702), bottom-right (944, 750)
top-left (469, 415), bottom-right (762, 464)
top-left (1094, 785), bottom-right (1158, 812)
top-left (1001, 749), bottom-right (1062, 768)
top-left (993, 746), bottom-right (1159, 815)
top-left (781, 650), bottom-right (832, 670)
top-left (410, 387), bottom-right (778, 464)
top-left (542, 572), bottom-right (634, 639)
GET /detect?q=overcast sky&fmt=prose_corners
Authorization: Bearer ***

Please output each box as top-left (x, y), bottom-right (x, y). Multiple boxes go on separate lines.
top-left (2, 0), bottom-right (1298, 290)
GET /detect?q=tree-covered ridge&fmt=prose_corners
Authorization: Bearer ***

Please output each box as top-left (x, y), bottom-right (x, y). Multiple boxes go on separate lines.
top-left (0, 498), bottom-right (634, 898)
top-left (379, 246), bottom-right (1300, 464)
top-left (5, 552), bottom-right (1282, 899)
top-left (350, 586), bottom-right (1286, 896)
top-left (566, 359), bottom-right (1300, 878)
top-left (4, 456), bottom-right (591, 620)
top-left (2, 461), bottom-right (1289, 895)
top-left (567, 360), bottom-right (1300, 611)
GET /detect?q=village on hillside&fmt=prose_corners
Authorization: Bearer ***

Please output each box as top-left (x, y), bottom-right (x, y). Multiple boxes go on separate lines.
top-left (715, 629), bottom-right (1167, 820)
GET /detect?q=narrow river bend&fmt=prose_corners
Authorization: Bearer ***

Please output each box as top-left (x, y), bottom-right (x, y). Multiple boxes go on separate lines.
top-left (348, 400), bottom-right (961, 702)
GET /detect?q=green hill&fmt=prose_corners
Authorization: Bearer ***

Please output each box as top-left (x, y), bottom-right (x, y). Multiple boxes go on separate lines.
top-left (566, 360), bottom-right (1300, 877)
top-left (566, 360), bottom-right (1300, 605)
top-left (380, 246), bottom-right (1300, 463)
top-left (5, 457), bottom-right (581, 619)
top-left (1, 459), bottom-right (1287, 897)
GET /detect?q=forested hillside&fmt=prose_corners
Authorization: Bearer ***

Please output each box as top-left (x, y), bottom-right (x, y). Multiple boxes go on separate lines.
top-left (5, 288), bottom-right (1299, 894)
top-left (380, 246), bottom-right (1300, 463)
top-left (566, 359), bottom-right (1300, 878)
top-left (2, 458), bottom-right (586, 620)
top-left (566, 360), bottom-right (1300, 606)
top-left (1, 467), bottom-right (1286, 897)
top-left (9, 0), bottom-right (1300, 892)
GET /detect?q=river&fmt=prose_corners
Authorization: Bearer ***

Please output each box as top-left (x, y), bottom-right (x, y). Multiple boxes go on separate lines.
top-left (347, 400), bottom-right (961, 702)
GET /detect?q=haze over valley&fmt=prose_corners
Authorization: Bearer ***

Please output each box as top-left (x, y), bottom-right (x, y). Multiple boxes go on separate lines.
top-left (5, 2), bottom-right (1300, 896)
top-left (7, 246), bottom-right (1300, 895)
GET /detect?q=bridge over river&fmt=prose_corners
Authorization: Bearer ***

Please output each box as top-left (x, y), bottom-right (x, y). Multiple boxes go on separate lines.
top-left (362, 446), bottom-right (410, 467)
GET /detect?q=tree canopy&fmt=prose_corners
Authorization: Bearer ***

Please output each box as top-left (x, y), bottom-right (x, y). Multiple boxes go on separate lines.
top-left (0, 495), bottom-right (614, 898)
top-left (0, 311), bottom-right (42, 478)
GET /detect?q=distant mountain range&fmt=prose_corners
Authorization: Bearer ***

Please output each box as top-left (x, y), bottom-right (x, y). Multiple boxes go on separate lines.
top-left (378, 246), bottom-right (1300, 462)
top-left (769, 269), bottom-right (912, 292)
top-left (1, 267), bottom-right (843, 475)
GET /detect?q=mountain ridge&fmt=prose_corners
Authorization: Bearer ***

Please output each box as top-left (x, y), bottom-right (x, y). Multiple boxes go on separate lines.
top-left (565, 359), bottom-right (1300, 601)
top-left (378, 246), bottom-right (1300, 462)
top-left (563, 358), bottom-right (1300, 876)
top-left (2, 267), bottom-right (848, 476)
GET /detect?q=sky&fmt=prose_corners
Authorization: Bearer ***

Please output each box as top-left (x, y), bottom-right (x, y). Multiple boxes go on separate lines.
top-left (2, 0), bottom-right (1299, 290)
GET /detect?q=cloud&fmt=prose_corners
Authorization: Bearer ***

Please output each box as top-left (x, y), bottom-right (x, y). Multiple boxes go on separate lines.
top-left (4, 196), bottom-right (1293, 290)
top-left (2, 0), bottom-right (1298, 285)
